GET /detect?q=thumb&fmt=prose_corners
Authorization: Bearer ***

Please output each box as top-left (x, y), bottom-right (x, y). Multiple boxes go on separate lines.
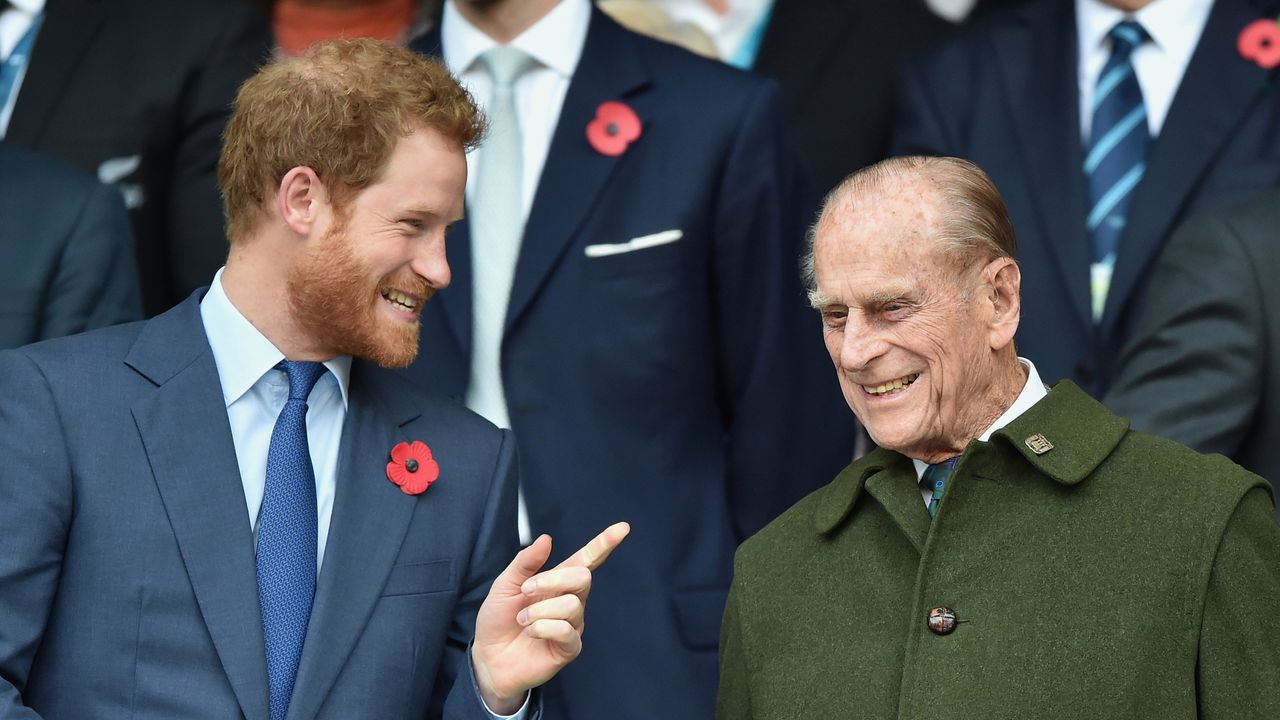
top-left (490, 534), bottom-right (552, 598)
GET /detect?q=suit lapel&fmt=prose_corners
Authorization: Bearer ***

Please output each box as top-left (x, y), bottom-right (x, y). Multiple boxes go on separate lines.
top-left (1101, 0), bottom-right (1276, 336)
top-left (992, 2), bottom-right (1093, 334)
top-left (286, 362), bottom-right (422, 720)
top-left (6, 0), bottom-right (108, 145)
top-left (127, 297), bottom-right (270, 720)
top-left (502, 9), bottom-right (651, 332)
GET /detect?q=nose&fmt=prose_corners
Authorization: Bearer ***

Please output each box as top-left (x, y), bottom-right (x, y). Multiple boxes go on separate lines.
top-left (836, 317), bottom-right (886, 373)
top-left (412, 233), bottom-right (452, 291)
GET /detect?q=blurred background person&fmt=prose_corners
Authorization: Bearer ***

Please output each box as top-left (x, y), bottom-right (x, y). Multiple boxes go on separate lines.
top-left (892, 0), bottom-right (1280, 398)
top-left (1106, 189), bottom-right (1280, 516)
top-left (600, 0), bottom-right (953, 199)
top-left (407, 0), bottom-right (858, 717)
top-left (0, 0), bottom-right (272, 316)
top-left (261, 0), bottom-right (440, 55)
top-left (0, 142), bottom-right (140, 348)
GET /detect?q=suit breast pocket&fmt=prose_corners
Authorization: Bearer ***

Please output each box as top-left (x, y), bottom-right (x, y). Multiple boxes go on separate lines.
top-left (380, 559), bottom-right (454, 597)
top-left (582, 229), bottom-right (686, 281)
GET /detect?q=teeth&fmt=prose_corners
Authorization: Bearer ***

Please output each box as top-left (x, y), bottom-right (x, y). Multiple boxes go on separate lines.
top-left (382, 289), bottom-right (420, 311)
top-left (864, 373), bottom-right (920, 396)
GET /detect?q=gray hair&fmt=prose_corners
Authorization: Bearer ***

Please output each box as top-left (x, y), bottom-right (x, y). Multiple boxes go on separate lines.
top-left (801, 156), bottom-right (1016, 299)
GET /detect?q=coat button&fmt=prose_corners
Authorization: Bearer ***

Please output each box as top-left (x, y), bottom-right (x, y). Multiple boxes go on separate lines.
top-left (927, 607), bottom-right (957, 635)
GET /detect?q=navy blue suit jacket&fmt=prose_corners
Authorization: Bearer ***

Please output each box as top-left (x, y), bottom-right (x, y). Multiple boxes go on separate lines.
top-left (0, 143), bottom-right (141, 348)
top-left (0, 295), bottom-right (531, 720)
top-left (409, 10), bottom-right (857, 720)
top-left (892, 0), bottom-right (1280, 396)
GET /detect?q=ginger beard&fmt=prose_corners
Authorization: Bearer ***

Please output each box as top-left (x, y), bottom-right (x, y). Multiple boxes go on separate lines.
top-left (287, 214), bottom-right (432, 368)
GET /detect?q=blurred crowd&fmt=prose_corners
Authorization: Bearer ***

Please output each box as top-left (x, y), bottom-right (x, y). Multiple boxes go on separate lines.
top-left (3, 0), bottom-right (1277, 718)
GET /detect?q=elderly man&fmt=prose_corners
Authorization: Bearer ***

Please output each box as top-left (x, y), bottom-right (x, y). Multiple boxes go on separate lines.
top-left (0, 39), bottom-right (626, 720)
top-left (717, 156), bottom-right (1280, 719)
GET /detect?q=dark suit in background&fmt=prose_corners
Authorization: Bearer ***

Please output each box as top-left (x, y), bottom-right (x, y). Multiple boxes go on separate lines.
top-left (410, 9), bottom-right (857, 719)
top-left (1107, 189), bottom-right (1280, 511)
top-left (0, 142), bottom-right (140, 348)
top-left (6, 0), bottom-right (272, 315)
top-left (753, 0), bottom-right (952, 195)
top-left (0, 295), bottom-right (522, 720)
top-left (892, 0), bottom-right (1280, 397)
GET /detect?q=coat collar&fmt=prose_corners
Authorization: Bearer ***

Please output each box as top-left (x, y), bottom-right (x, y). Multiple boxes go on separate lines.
top-left (814, 380), bottom-right (1130, 535)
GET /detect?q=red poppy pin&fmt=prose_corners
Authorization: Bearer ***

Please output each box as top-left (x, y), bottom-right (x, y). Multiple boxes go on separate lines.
top-left (586, 101), bottom-right (642, 157)
top-left (386, 440), bottom-right (439, 495)
top-left (1239, 18), bottom-right (1280, 69)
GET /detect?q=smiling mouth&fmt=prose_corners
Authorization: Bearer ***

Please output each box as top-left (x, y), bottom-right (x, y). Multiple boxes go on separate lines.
top-left (380, 288), bottom-right (423, 313)
top-left (862, 372), bottom-right (921, 397)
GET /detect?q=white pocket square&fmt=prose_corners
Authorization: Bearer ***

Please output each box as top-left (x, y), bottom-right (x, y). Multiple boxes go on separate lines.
top-left (584, 229), bottom-right (683, 258)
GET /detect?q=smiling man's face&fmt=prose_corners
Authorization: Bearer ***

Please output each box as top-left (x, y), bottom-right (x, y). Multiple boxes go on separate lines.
top-left (812, 178), bottom-right (1007, 461)
top-left (287, 126), bottom-right (466, 368)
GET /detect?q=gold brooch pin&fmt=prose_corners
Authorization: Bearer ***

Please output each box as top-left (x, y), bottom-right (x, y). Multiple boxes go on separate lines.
top-left (1024, 433), bottom-right (1054, 455)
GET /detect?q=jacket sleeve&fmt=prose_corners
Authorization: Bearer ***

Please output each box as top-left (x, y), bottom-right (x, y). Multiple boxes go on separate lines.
top-left (39, 181), bottom-right (142, 340)
top-left (717, 581), bottom-right (754, 720)
top-left (440, 430), bottom-right (542, 720)
top-left (1196, 485), bottom-right (1280, 719)
top-left (0, 350), bottom-right (66, 720)
top-left (1105, 212), bottom-right (1263, 457)
top-left (712, 79), bottom-right (858, 542)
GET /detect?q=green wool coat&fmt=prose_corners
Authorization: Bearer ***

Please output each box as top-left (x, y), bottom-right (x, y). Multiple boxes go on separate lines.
top-left (718, 382), bottom-right (1280, 719)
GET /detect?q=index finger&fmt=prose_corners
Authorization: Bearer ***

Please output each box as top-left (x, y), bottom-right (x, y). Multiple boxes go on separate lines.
top-left (557, 521), bottom-right (630, 571)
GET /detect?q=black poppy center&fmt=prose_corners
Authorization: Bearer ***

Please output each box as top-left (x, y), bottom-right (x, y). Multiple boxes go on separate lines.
top-left (405, 459), bottom-right (419, 473)
top-left (606, 122), bottom-right (619, 136)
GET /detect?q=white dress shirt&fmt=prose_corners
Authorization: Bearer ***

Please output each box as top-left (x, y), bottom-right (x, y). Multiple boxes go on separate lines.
top-left (200, 271), bottom-right (527, 720)
top-left (442, 0), bottom-right (590, 544)
top-left (0, 0), bottom-right (44, 135)
top-left (912, 358), bottom-right (1049, 503)
top-left (1076, 0), bottom-right (1213, 140)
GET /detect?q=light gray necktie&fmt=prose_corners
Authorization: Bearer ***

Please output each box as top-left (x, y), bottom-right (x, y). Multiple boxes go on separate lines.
top-left (466, 45), bottom-right (536, 428)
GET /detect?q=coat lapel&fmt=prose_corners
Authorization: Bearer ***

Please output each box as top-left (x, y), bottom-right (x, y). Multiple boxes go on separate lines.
top-left (502, 9), bottom-right (651, 333)
top-left (992, 2), bottom-right (1093, 334)
top-left (6, 0), bottom-right (108, 145)
top-left (127, 297), bottom-right (271, 720)
top-left (1101, 0), bottom-right (1276, 337)
top-left (286, 362), bottom-right (422, 720)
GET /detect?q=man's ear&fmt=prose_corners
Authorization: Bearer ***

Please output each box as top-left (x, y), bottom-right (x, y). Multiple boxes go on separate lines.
top-left (277, 166), bottom-right (329, 236)
top-left (984, 256), bottom-right (1021, 351)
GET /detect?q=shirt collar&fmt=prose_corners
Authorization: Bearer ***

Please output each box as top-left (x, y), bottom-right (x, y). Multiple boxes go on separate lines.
top-left (442, 0), bottom-right (589, 79)
top-left (7, 0), bottom-right (44, 15)
top-left (1076, 0), bottom-right (1211, 56)
top-left (911, 358), bottom-right (1047, 474)
top-left (199, 268), bottom-right (352, 409)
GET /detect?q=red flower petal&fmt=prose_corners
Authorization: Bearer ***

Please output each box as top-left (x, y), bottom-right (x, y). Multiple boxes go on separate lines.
top-left (1239, 19), bottom-right (1280, 69)
top-left (387, 440), bottom-right (439, 494)
top-left (586, 101), bottom-right (642, 157)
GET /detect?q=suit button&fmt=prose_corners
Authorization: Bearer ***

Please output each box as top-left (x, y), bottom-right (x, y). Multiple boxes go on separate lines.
top-left (927, 607), bottom-right (957, 635)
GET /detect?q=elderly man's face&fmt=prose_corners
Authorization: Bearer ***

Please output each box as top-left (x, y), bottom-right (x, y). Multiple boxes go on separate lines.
top-left (813, 185), bottom-right (1005, 460)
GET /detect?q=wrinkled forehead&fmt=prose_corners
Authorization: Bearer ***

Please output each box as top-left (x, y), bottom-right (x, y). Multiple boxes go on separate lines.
top-left (816, 178), bottom-right (946, 265)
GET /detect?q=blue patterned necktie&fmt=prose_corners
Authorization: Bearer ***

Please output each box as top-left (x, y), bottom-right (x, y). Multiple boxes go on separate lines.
top-left (1085, 20), bottom-right (1150, 322)
top-left (920, 458), bottom-right (958, 519)
top-left (257, 360), bottom-right (327, 720)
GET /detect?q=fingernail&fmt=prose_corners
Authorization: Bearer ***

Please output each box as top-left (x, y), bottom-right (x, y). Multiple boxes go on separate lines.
top-left (522, 579), bottom-right (537, 595)
top-left (516, 609), bottom-right (529, 625)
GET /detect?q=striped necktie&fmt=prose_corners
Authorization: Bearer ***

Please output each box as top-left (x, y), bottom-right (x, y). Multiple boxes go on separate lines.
top-left (920, 457), bottom-right (958, 519)
top-left (1084, 19), bottom-right (1150, 323)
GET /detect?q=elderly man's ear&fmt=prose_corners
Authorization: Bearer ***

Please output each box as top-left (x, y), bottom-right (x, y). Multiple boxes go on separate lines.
top-left (984, 257), bottom-right (1021, 351)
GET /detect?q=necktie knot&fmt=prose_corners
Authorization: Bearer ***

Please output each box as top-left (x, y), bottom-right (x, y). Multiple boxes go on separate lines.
top-left (278, 360), bottom-right (327, 402)
top-left (1108, 20), bottom-right (1149, 58)
top-left (482, 45), bottom-right (536, 89)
